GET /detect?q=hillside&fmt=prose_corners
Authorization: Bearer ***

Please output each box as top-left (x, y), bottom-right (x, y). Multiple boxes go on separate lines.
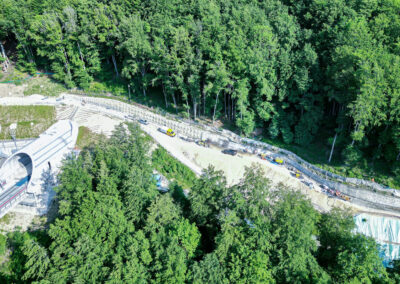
top-left (1, 0), bottom-right (399, 188)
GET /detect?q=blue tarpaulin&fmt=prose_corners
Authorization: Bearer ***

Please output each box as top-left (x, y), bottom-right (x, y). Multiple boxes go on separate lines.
top-left (354, 213), bottom-right (400, 267)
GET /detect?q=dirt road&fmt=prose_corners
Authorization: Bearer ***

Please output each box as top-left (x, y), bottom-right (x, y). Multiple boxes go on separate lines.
top-left (1, 93), bottom-right (400, 219)
top-left (139, 122), bottom-right (400, 217)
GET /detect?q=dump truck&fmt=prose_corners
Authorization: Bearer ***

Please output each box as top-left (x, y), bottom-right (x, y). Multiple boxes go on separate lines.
top-left (158, 127), bottom-right (176, 137)
top-left (274, 157), bottom-right (284, 165)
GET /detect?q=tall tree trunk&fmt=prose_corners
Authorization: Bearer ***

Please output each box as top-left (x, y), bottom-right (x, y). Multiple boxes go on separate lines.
top-left (331, 101), bottom-right (335, 116)
top-left (212, 90), bottom-right (221, 123)
top-left (233, 101), bottom-right (236, 122)
top-left (14, 31), bottom-right (32, 62)
top-left (202, 82), bottom-right (206, 116)
top-left (0, 43), bottom-right (6, 58)
top-left (77, 42), bottom-right (85, 70)
top-left (62, 48), bottom-right (72, 80)
top-left (224, 92), bottom-right (227, 118)
top-left (111, 54), bottom-right (119, 77)
top-left (351, 121), bottom-right (360, 146)
top-left (162, 83), bottom-right (168, 108)
top-left (186, 98), bottom-right (190, 118)
top-left (0, 43), bottom-right (9, 72)
top-left (328, 132), bottom-right (337, 163)
top-left (28, 46), bottom-right (34, 62)
top-left (171, 92), bottom-right (178, 112)
top-left (227, 93), bottom-right (230, 120)
top-left (231, 96), bottom-right (234, 121)
top-left (376, 125), bottom-right (389, 158)
top-left (240, 96), bottom-right (243, 120)
top-left (141, 66), bottom-right (146, 97)
top-left (193, 97), bottom-right (197, 120)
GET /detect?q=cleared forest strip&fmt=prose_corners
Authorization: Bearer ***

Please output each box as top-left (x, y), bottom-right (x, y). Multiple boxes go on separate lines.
top-left (1, 93), bottom-right (399, 215)
top-left (70, 94), bottom-right (398, 192)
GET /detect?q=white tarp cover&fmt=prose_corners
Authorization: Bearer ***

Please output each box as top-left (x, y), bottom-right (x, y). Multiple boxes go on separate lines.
top-left (354, 213), bottom-right (400, 267)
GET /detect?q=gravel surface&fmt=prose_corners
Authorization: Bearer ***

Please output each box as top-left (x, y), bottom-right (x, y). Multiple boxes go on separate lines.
top-left (1, 92), bottom-right (400, 222)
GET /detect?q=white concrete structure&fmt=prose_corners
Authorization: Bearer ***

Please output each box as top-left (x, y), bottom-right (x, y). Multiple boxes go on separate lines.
top-left (0, 120), bottom-right (78, 217)
top-left (0, 139), bottom-right (35, 158)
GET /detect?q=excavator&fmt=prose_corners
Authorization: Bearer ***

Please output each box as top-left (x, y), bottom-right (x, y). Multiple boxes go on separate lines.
top-left (259, 153), bottom-right (284, 165)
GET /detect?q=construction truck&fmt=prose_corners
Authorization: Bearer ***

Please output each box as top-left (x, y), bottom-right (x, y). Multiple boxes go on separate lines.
top-left (295, 170), bottom-right (302, 179)
top-left (158, 127), bottom-right (176, 137)
top-left (197, 139), bottom-right (209, 147)
top-left (274, 157), bottom-right (284, 165)
top-left (342, 195), bottom-right (351, 201)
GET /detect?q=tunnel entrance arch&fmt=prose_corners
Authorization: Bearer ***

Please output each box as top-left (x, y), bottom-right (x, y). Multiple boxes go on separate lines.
top-left (0, 153), bottom-right (33, 212)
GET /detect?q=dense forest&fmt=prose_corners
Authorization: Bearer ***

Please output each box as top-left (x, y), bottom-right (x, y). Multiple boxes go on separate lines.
top-left (1, 0), bottom-right (400, 181)
top-left (1, 123), bottom-right (398, 283)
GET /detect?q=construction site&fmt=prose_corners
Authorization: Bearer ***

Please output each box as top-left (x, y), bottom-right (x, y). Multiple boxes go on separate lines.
top-left (0, 89), bottom-right (400, 265)
top-left (0, 119), bottom-right (78, 229)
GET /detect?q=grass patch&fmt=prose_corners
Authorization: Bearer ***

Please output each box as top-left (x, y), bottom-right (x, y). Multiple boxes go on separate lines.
top-left (0, 106), bottom-right (56, 139)
top-left (0, 214), bottom-right (13, 226)
top-left (0, 67), bottom-right (27, 85)
top-left (76, 126), bottom-right (104, 149)
top-left (24, 76), bottom-right (66, 97)
top-left (152, 146), bottom-right (197, 189)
